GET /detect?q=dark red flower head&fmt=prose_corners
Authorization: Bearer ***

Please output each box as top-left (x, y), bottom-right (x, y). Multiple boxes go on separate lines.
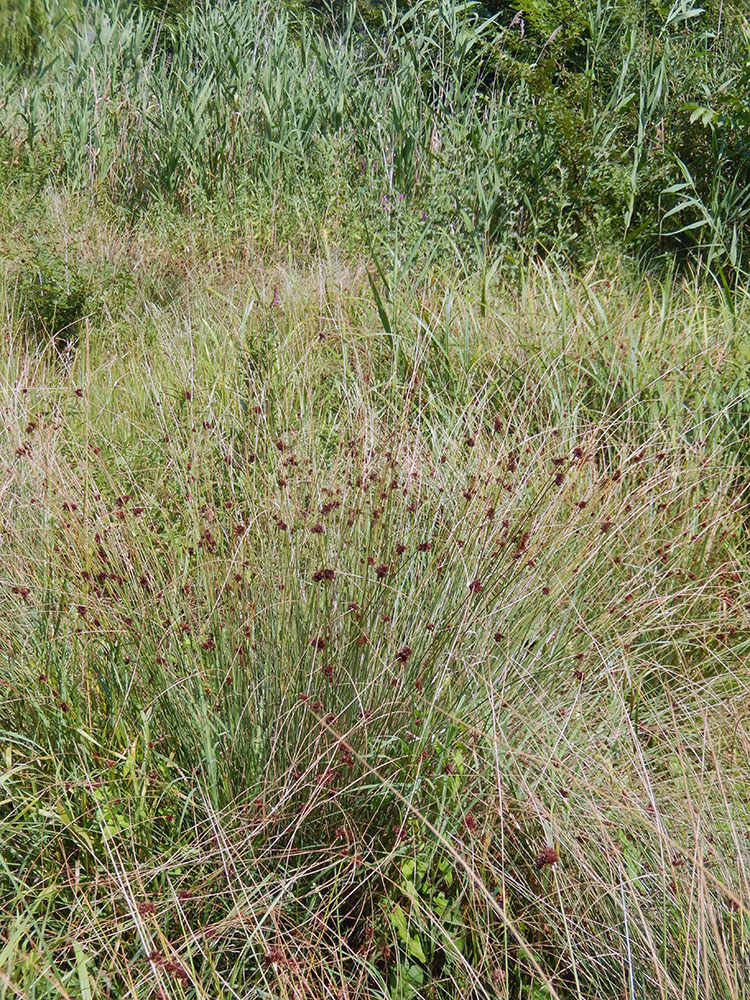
top-left (535, 846), bottom-right (559, 869)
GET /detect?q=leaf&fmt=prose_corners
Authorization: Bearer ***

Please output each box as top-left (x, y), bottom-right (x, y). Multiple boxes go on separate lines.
top-left (665, 0), bottom-right (705, 27)
top-left (406, 964), bottom-right (424, 986)
top-left (390, 904), bottom-right (426, 963)
top-left (73, 942), bottom-right (93, 1000)
top-left (367, 270), bottom-right (392, 336)
top-left (407, 934), bottom-right (426, 963)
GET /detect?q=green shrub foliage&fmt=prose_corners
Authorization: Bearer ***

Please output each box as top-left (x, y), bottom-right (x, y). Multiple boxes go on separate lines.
top-left (1, 0), bottom-right (749, 274)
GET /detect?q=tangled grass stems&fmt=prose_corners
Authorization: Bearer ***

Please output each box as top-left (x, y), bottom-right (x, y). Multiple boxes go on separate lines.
top-left (0, 246), bottom-right (749, 998)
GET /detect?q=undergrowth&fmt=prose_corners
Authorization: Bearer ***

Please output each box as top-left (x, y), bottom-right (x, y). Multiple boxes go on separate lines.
top-left (1, 216), bottom-right (749, 997)
top-left (1, 0), bottom-right (749, 276)
top-left (1, 0), bottom-right (750, 994)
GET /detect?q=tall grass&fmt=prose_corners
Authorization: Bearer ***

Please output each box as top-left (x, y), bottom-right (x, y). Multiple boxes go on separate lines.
top-left (1, 1), bottom-right (749, 995)
top-left (1, 220), bottom-right (749, 996)
top-left (1, 0), bottom-right (748, 273)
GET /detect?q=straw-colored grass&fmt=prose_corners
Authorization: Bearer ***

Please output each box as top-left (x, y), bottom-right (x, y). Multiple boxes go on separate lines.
top-left (1, 201), bottom-right (749, 998)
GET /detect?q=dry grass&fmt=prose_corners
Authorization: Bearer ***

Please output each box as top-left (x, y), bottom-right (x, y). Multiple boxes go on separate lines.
top-left (1, 226), bottom-right (749, 998)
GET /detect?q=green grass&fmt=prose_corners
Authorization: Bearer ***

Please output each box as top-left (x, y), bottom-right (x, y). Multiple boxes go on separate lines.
top-left (1, 0), bottom-right (749, 275)
top-left (1, 191), bottom-right (749, 997)
top-left (1, 0), bottom-right (750, 994)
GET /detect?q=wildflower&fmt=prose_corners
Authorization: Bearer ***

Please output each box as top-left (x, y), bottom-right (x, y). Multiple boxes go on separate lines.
top-left (492, 967), bottom-right (506, 988)
top-left (375, 563), bottom-right (389, 579)
top-left (164, 961), bottom-right (189, 982)
top-left (468, 578), bottom-right (483, 594)
top-left (395, 646), bottom-right (412, 665)
top-left (535, 846), bottom-right (559, 869)
top-left (312, 568), bottom-right (335, 582)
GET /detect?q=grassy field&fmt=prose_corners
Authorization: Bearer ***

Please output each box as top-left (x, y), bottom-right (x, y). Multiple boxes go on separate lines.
top-left (1, 0), bottom-right (750, 997)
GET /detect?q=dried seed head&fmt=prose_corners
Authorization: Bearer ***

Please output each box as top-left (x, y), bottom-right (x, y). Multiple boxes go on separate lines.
top-left (535, 846), bottom-right (559, 869)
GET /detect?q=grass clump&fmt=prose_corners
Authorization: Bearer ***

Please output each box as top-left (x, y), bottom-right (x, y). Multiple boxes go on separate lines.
top-left (1, 226), bottom-right (749, 997)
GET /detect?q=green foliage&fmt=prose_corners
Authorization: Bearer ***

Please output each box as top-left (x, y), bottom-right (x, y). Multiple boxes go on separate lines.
top-left (0, 0), bottom-right (748, 276)
top-left (3, 228), bottom-right (135, 348)
top-left (0, 0), bottom-right (49, 68)
top-left (12, 245), bottom-right (93, 344)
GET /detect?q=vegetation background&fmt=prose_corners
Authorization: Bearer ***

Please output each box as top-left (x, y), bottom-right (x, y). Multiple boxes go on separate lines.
top-left (1, 0), bottom-right (749, 998)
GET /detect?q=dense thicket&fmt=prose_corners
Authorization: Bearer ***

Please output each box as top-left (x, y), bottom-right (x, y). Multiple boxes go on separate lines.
top-left (1, 0), bottom-right (748, 278)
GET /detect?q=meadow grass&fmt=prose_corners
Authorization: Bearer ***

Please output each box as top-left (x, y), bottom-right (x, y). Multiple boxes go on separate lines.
top-left (1, 0), bottom-right (750, 994)
top-left (1, 193), bottom-right (749, 998)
